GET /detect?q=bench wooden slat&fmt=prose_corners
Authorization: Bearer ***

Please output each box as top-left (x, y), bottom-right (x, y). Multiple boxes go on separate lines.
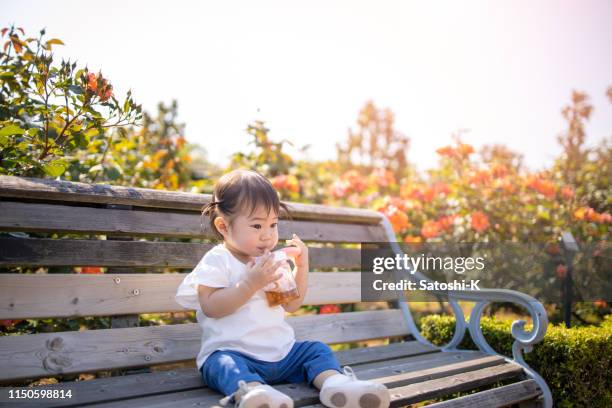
top-left (0, 201), bottom-right (388, 242)
top-left (9, 341), bottom-right (440, 407)
top-left (0, 237), bottom-right (362, 269)
top-left (74, 352), bottom-right (511, 408)
top-left (0, 175), bottom-right (383, 224)
top-left (0, 310), bottom-right (412, 383)
top-left (424, 379), bottom-right (541, 408)
top-left (0, 272), bottom-right (396, 319)
top-left (390, 363), bottom-right (525, 405)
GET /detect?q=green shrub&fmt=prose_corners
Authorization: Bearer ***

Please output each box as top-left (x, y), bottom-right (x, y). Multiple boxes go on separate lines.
top-left (418, 314), bottom-right (612, 407)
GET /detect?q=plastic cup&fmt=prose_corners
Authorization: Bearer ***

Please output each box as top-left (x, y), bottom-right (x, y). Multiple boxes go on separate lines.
top-left (257, 247), bottom-right (300, 307)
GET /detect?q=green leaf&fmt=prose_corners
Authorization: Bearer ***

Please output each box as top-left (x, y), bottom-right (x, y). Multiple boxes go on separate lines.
top-left (84, 128), bottom-right (99, 138)
top-left (0, 124), bottom-right (25, 137)
top-left (42, 159), bottom-right (68, 177)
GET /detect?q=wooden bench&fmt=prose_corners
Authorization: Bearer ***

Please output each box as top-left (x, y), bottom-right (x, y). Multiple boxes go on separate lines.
top-left (0, 175), bottom-right (552, 407)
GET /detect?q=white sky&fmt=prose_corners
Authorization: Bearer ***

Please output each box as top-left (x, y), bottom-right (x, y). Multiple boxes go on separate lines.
top-left (3, 0), bottom-right (611, 173)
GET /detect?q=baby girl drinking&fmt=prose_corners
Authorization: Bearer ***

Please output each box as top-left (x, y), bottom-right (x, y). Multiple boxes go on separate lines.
top-left (175, 169), bottom-right (390, 408)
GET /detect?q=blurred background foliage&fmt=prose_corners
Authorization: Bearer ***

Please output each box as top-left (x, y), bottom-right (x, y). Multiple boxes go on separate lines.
top-left (1, 26), bottom-right (610, 351)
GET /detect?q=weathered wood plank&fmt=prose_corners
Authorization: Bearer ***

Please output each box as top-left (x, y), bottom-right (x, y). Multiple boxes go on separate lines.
top-left (0, 310), bottom-right (411, 383)
top-left (0, 201), bottom-right (387, 242)
top-left (77, 353), bottom-right (512, 408)
top-left (0, 272), bottom-right (398, 319)
top-left (389, 363), bottom-right (525, 406)
top-left (0, 237), bottom-right (362, 269)
top-left (0, 175), bottom-right (383, 224)
top-left (424, 379), bottom-right (541, 408)
top-left (10, 341), bottom-right (441, 407)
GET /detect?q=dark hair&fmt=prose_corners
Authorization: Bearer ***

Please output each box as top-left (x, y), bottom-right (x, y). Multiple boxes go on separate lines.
top-left (201, 169), bottom-right (294, 240)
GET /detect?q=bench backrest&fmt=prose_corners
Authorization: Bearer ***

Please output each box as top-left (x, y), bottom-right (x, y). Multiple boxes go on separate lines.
top-left (0, 175), bottom-right (405, 384)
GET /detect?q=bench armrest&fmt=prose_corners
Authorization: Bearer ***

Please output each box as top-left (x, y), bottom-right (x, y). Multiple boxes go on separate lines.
top-left (378, 215), bottom-right (553, 408)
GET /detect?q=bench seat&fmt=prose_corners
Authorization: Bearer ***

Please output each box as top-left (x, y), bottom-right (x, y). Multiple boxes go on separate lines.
top-left (4, 341), bottom-right (536, 407)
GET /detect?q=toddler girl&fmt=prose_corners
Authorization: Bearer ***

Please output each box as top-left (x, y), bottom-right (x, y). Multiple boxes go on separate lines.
top-left (175, 169), bottom-right (390, 408)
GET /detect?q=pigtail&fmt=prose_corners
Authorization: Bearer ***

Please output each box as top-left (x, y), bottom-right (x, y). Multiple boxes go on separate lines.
top-left (201, 199), bottom-right (225, 239)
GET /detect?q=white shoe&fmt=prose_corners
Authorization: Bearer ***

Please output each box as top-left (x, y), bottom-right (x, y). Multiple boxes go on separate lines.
top-left (319, 366), bottom-right (390, 408)
top-left (218, 380), bottom-right (294, 408)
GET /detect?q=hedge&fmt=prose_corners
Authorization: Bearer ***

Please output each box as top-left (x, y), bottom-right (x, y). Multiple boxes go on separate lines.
top-left (418, 314), bottom-right (612, 408)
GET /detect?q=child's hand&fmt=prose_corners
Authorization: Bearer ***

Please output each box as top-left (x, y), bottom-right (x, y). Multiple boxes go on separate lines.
top-left (286, 233), bottom-right (308, 268)
top-left (244, 251), bottom-right (284, 292)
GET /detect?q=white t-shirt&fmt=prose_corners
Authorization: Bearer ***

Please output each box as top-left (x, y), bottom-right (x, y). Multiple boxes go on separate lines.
top-left (174, 243), bottom-right (296, 371)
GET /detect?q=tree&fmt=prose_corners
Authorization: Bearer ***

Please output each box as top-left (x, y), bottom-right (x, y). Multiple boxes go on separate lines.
top-left (335, 100), bottom-right (412, 181)
top-left (0, 25), bottom-right (141, 178)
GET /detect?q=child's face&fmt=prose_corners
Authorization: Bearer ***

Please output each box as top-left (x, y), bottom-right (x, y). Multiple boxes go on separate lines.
top-left (215, 205), bottom-right (279, 262)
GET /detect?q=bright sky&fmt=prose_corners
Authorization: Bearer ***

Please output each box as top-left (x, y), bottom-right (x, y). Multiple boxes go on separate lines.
top-left (3, 0), bottom-right (612, 173)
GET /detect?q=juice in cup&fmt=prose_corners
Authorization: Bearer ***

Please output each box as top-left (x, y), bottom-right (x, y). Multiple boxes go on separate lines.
top-left (259, 247), bottom-right (301, 307)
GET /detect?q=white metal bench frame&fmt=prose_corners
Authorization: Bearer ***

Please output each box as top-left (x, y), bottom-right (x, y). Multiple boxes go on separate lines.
top-left (378, 217), bottom-right (553, 408)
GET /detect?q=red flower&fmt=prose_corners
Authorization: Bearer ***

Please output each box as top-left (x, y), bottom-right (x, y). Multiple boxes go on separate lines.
top-left (457, 143), bottom-right (474, 157)
top-left (319, 304), bottom-right (341, 314)
top-left (432, 182), bottom-right (451, 197)
top-left (342, 170), bottom-right (367, 193)
top-left (436, 146), bottom-right (458, 158)
top-left (371, 168), bottom-right (396, 187)
top-left (86, 72), bottom-right (113, 102)
top-left (329, 180), bottom-right (350, 199)
top-left (599, 213), bottom-right (612, 224)
top-left (493, 178), bottom-right (516, 194)
top-left (421, 220), bottom-right (442, 239)
top-left (470, 211), bottom-right (489, 233)
top-left (560, 186), bottom-right (575, 200)
top-left (469, 169), bottom-right (492, 186)
top-left (0, 319), bottom-right (23, 327)
top-left (87, 72), bottom-right (98, 92)
top-left (437, 214), bottom-right (457, 232)
top-left (100, 84), bottom-right (113, 102)
top-left (376, 204), bottom-right (410, 233)
top-left (270, 175), bottom-right (300, 193)
top-left (594, 299), bottom-right (607, 308)
top-left (556, 264), bottom-right (567, 279)
top-left (79, 266), bottom-right (103, 274)
top-left (526, 176), bottom-right (556, 198)
top-left (490, 163), bottom-right (509, 178)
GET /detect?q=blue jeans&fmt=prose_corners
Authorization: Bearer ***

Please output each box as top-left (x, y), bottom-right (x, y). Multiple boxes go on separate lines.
top-left (200, 340), bottom-right (342, 398)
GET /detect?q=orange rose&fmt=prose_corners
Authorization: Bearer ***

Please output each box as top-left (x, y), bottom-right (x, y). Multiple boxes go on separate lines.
top-left (437, 214), bottom-right (457, 232)
top-left (526, 176), bottom-right (556, 198)
top-left (560, 186), bottom-right (575, 200)
top-left (329, 179), bottom-right (350, 199)
top-left (377, 204), bottom-right (410, 233)
top-left (470, 211), bottom-right (489, 233)
top-left (436, 146), bottom-right (457, 158)
top-left (469, 169), bottom-right (492, 186)
top-left (421, 220), bottom-right (442, 239)
top-left (100, 84), bottom-right (113, 102)
top-left (490, 163), bottom-right (509, 178)
top-left (457, 143), bottom-right (474, 157)
top-left (594, 299), bottom-right (607, 308)
top-left (87, 72), bottom-right (98, 92)
top-left (319, 304), bottom-right (341, 314)
top-left (80, 266), bottom-right (103, 274)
